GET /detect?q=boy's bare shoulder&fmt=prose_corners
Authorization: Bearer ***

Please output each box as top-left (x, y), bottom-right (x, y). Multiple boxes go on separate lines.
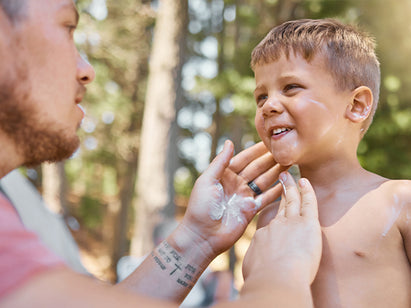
top-left (381, 179), bottom-right (411, 261)
top-left (378, 179), bottom-right (411, 202)
top-left (257, 200), bottom-right (280, 229)
top-left (378, 179), bottom-right (411, 235)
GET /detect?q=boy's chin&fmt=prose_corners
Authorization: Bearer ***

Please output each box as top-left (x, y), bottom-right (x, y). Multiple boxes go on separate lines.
top-left (260, 139), bottom-right (298, 166)
top-left (266, 147), bottom-right (296, 166)
top-left (272, 153), bottom-right (297, 167)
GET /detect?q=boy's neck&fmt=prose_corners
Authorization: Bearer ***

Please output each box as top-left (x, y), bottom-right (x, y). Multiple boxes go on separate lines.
top-left (299, 157), bottom-right (371, 196)
top-left (298, 158), bottom-right (387, 226)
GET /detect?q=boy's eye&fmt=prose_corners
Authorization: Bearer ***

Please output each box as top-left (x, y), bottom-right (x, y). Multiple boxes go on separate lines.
top-left (256, 94), bottom-right (268, 106)
top-left (283, 84), bottom-right (302, 94)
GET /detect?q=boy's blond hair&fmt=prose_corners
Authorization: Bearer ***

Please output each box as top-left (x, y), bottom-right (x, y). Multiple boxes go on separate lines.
top-left (251, 19), bottom-right (380, 134)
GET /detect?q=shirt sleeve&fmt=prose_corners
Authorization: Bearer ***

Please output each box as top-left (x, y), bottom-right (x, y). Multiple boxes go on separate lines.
top-left (0, 193), bottom-right (65, 298)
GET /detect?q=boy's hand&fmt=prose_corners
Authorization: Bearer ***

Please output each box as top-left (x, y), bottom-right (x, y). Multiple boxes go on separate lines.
top-left (242, 172), bottom-right (322, 286)
top-left (178, 140), bottom-right (287, 261)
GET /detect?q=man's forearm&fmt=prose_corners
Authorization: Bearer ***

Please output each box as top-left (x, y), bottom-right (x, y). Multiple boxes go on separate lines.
top-left (116, 224), bottom-right (214, 303)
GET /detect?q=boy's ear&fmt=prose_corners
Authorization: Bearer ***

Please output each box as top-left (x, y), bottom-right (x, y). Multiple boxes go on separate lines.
top-left (345, 86), bottom-right (373, 123)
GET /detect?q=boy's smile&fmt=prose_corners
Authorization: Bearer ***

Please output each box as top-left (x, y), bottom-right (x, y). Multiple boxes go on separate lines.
top-left (253, 53), bottom-right (353, 167)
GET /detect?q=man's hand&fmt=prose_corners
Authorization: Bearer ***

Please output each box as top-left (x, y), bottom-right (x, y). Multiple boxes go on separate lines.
top-left (177, 140), bottom-right (288, 261)
top-left (122, 140), bottom-right (286, 302)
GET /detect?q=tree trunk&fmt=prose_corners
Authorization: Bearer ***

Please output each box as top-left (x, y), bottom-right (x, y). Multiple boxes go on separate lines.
top-left (131, 0), bottom-right (188, 256)
top-left (106, 0), bottom-right (153, 279)
top-left (42, 162), bottom-right (67, 215)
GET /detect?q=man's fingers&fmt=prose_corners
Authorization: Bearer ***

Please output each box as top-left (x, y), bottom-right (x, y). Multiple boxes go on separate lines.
top-left (240, 158), bottom-right (288, 195)
top-left (248, 164), bottom-right (289, 192)
top-left (254, 183), bottom-right (282, 213)
top-left (280, 172), bottom-right (301, 217)
top-left (203, 140), bottom-right (234, 181)
top-left (229, 142), bottom-right (268, 173)
top-left (238, 152), bottom-right (276, 182)
top-left (299, 178), bottom-right (319, 219)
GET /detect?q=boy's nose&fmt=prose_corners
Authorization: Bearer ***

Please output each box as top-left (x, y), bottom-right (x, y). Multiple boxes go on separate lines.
top-left (262, 96), bottom-right (284, 116)
top-left (77, 54), bottom-right (95, 85)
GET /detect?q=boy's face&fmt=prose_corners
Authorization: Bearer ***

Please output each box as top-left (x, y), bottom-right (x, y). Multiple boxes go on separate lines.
top-left (0, 0), bottom-right (95, 166)
top-left (253, 53), bottom-right (352, 166)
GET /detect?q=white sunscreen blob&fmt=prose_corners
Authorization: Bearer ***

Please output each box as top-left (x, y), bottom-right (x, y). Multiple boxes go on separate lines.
top-left (209, 183), bottom-right (226, 221)
top-left (209, 183), bottom-right (262, 230)
top-left (382, 194), bottom-right (403, 237)
top-left (307, 99), bottom-right (328, 110)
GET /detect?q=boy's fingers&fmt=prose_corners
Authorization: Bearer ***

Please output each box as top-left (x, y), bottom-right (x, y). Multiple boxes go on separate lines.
top-left (299, 178), bottom-right (319, 219)
top-left (229, 142), bottom-right (268, 173)
top-left (280, 172), bottom-right (301, 217)
top-left (203, 140), bottom-right (234, 181)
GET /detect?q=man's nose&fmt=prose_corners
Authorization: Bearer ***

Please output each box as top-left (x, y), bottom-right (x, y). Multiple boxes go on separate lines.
top-left (77, 54), bottom-right (95, 85)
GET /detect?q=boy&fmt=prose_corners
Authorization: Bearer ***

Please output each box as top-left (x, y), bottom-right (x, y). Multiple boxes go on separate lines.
top-left (254, 19), bottom-right (411, 307)
top-left (0, 1), bottom-right (322, 306)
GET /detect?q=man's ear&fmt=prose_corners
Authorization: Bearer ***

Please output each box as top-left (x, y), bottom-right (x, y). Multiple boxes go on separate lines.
top-left (345, 86), bottom-right (373, 123)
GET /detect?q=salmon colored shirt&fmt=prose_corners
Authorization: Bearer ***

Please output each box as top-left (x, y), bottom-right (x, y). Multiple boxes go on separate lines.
top-left (0, 193), bottom-right (64, 298)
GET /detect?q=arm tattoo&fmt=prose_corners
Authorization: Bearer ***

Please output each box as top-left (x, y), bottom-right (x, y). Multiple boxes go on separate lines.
top-left (151, 240), bottom-right (202, 289)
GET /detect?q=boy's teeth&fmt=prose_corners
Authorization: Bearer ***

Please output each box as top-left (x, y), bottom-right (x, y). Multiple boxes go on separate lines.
top-left (273, 127), bottom-right (289, 135)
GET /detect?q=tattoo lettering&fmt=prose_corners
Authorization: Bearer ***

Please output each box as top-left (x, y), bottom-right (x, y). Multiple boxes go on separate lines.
top-left (170, 262), bottom-right (182, 276)
top-left (177, 278), bottom-right (188, 287)
top-left (184, 273), bottom-right (193, 281)
top-left (151, 253), bottom-right (166, 270)
top-left (185, 264), bottom-right (196, 274)
top-left (151, 241), bottom-right (203, 290)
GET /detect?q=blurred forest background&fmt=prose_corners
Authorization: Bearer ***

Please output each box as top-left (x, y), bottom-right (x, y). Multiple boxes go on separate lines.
top-left (24, 0), bottom-right (410, 285)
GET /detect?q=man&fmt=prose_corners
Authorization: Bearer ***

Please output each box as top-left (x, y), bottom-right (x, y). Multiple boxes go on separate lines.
top-left (0, 0), bottom-right (322, 307)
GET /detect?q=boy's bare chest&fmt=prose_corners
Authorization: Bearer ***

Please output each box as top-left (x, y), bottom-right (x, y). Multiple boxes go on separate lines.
top-left (312, 194), bottom-right (411, 308)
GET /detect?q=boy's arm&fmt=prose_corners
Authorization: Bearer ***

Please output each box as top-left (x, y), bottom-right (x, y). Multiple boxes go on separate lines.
top-left (397, 180), bottom-right (411, 264)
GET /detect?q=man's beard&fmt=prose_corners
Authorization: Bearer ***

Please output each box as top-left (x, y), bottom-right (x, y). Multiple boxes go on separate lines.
top-left (0, 70), bottom-right (80, 168)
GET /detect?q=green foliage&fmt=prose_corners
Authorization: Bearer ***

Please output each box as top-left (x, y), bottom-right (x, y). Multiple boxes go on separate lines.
top-left (355, 0), bottom-right (411, 179)
top-left (77, 195), bottom-right (104, 229)
top-left (174, 167), bottom-right (195, 198)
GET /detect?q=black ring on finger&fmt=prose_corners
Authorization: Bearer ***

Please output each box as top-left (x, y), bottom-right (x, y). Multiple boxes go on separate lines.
top-left (247, 180), bottom-right (263, 195)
